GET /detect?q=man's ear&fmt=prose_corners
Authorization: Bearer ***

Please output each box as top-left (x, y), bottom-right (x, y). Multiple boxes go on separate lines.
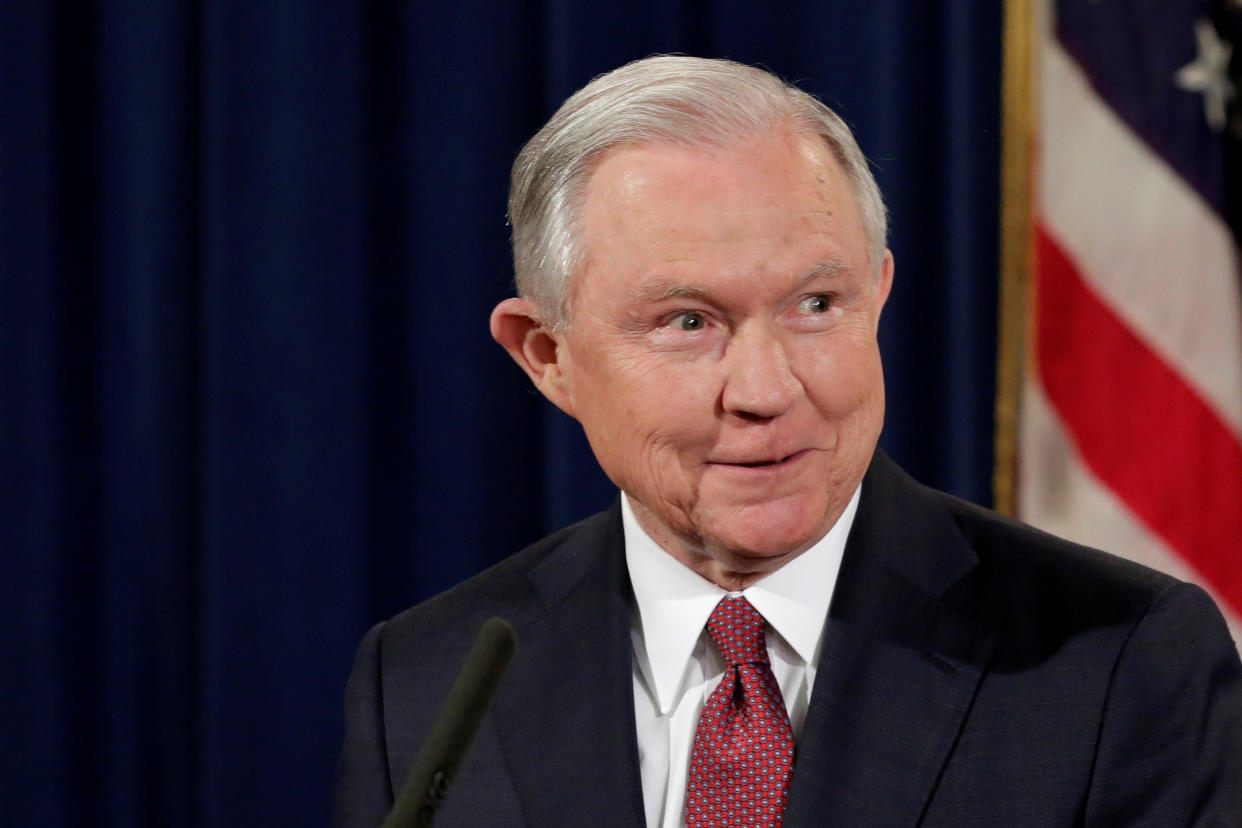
top-left (490, 297), bottom-right (576, 417)
top-left (872, 250), bottom-right (894, 330)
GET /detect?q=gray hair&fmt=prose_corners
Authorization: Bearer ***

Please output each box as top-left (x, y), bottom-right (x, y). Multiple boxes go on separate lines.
top-left (508, 55), bottom-right (888, 327)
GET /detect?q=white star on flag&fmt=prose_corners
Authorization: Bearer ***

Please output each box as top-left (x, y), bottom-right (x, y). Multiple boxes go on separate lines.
top-left (1175, 17), bottom-right (1235, 131)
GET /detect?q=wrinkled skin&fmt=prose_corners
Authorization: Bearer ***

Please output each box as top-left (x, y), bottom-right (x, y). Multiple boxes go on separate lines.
top-left (492, 126), bottom-right (893, 590)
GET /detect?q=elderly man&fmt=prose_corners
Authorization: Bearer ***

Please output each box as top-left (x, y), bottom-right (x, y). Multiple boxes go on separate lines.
top-left (334, 56), bottom-right (1242, 827)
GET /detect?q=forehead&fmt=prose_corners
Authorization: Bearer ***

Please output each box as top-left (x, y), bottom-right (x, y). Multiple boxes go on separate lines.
top-left (574, 129), bottom-right (868, 295)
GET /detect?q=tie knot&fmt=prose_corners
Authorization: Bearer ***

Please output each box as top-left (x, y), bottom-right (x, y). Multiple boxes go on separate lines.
top-left (705, 596), bottom-right (769, 667)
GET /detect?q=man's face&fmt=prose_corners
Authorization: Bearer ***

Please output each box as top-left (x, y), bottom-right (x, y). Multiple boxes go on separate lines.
top-left (527, 128), bottom-right (891, 587)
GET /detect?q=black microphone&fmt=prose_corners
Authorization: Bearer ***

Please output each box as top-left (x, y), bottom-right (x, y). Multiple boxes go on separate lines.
top-left (382, 617), bottom-right (517, 828)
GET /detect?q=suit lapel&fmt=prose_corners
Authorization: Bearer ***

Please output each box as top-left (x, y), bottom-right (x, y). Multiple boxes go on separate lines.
top-left (490, 503), bottom-right (647, 827)
top-left (784, 453), bottom-right (996, 827)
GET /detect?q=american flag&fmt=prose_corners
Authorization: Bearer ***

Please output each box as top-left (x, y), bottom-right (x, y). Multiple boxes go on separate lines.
top-left (1017, 0), bottom-right (1242, 643)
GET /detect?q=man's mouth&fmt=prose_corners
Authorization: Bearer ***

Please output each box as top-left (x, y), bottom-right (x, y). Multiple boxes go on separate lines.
top-left (714, 450), bottom-right (806, 468)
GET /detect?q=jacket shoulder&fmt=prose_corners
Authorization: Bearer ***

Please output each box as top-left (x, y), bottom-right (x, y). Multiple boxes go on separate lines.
top-left (928, 490), bottom-right (1209, 657)
top-left (380, 501), bottom-right (621, 654)
top-left (940, 491), bottom-right (1176, 594)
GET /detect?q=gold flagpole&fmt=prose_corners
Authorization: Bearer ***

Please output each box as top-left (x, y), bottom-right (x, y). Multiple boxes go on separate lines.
top-left (994, 0), bottom-right (1038, 516)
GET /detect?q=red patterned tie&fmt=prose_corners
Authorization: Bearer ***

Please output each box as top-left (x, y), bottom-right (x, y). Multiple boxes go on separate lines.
top-left (684, 596), bottom-right (795, 827)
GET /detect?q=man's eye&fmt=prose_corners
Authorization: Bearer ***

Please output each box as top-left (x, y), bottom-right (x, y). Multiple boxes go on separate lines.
top-left (798, 294), bottom-right (832, 314)
top-left (674, 312), bottom-right (706, 331)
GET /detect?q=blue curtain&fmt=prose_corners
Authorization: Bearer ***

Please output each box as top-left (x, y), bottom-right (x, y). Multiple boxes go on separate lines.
top-left (0, 2), bottom-right (1000, 824)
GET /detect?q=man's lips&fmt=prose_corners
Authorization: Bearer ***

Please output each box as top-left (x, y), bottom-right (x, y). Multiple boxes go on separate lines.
top-left (707, 448), bottom-right (811, 468)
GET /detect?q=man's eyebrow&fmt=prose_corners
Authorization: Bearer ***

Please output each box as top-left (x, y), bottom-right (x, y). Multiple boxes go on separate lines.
top-left (631, 278), bottom-right (709, 303)
top-left (631, 259), bottom-right (852, 303)
top-left (797, 258), bottom-right (852, 285)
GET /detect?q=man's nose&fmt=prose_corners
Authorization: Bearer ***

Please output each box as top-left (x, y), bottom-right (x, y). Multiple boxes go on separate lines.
top-left (720, 323), bottom-right (801, 420)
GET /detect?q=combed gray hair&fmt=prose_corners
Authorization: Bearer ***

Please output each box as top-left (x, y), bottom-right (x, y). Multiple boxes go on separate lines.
top-left (508, 55), bottom-right (888, 327)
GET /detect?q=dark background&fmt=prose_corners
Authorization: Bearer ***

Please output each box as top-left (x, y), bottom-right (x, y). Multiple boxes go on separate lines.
top-left (1, 2), bottom-right (1001, 825)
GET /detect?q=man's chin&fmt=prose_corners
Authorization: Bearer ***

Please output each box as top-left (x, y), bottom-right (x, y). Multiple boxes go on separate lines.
top-left (700, 500), bottom-right (834, 563)
top-left (708, 533), bottom-right (817, 565)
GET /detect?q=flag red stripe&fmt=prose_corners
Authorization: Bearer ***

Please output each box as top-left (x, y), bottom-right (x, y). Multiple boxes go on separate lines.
top-left (1036, 225), bottom-right (1242, 615)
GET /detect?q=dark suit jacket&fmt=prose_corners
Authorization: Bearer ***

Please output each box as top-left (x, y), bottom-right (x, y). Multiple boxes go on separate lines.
top-left (333, 451), bottom-right (1242, 826)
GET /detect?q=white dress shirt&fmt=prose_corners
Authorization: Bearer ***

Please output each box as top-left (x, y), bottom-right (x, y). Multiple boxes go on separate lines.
top-left (622, 488), bottom-right (860, 828)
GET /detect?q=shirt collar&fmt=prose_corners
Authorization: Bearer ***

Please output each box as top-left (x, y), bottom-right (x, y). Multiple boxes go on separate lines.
top-left (623, 485), bottom-right (860, 714)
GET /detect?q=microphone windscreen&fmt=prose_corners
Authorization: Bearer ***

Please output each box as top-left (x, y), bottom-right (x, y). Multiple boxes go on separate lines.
top-left (383, 617), bottom-right (517, 828)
